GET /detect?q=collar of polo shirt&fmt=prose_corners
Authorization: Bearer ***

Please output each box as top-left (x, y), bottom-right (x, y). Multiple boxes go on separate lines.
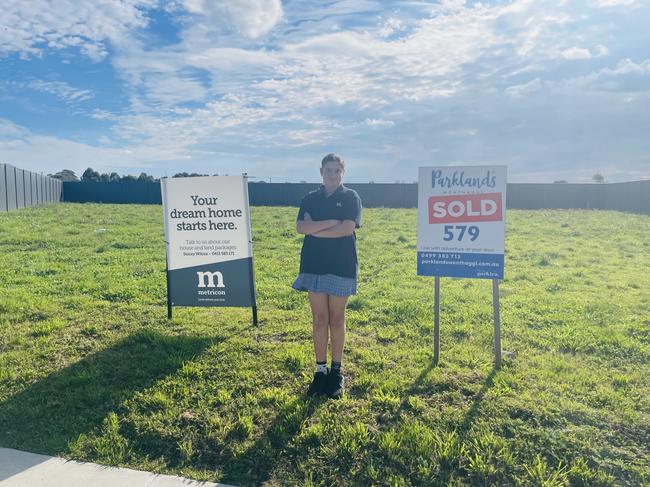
top-left (319, 184), bottom-right (344, 196)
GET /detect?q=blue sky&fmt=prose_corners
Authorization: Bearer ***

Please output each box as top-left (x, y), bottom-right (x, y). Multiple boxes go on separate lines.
top-left (1, 0), bottom-right (649, 182)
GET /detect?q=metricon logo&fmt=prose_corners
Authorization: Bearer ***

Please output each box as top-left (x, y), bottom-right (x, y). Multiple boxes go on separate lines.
top-left (197, 271), bottom-right (225, 288)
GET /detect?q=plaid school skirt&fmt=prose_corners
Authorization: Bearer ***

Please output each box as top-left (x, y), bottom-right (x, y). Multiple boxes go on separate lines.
top-left (292, 273), bottom-right (357, 297)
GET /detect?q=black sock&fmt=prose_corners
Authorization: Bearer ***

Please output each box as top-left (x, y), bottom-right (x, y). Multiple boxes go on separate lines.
top-left (331, 361), bottom-right (342, 374)
top-left (316, 361), bottom-right (327, 374)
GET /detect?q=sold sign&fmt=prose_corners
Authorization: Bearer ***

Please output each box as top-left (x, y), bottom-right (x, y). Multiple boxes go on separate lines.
top-left (428, 193), bottom-right (502, 224)
top-left (418, 166), bottom-right (506, 280)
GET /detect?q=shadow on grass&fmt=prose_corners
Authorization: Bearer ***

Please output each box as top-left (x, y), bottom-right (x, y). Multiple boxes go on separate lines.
top-left (0, 329), bottom-right (217, 458)
top-left (219, 392), bottom-right (324, 486)
top-left (435, 367), bottom-right (499, 486)
top-left (387, 360), bottom-right (499, 485)
top-left (457, 368), bottom-right (497, 436)
top-left (399, 359), bottom-right (499, 418)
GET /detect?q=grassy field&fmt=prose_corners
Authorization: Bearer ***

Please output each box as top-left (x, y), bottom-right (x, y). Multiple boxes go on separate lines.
top-left (0, 203), bottom-right (649, 486)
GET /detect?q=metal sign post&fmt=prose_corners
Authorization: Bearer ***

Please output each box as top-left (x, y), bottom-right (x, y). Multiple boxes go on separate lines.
top-left (243, 175), bottom-right (259, 327)
top-left (434, 276), bottom-right (440, 365)
top-left (492, 279), bottom-right (501, 368)
top-left (166, 268), bottom-right (173, 320)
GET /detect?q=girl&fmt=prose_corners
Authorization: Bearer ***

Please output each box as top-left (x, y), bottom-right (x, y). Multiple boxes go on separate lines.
top-left (293, 153), bottom-right (362, 399)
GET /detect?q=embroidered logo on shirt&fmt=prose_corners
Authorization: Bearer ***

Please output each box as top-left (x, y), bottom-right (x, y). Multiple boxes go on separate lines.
top-left (336, 202), bottom-right (342, 207)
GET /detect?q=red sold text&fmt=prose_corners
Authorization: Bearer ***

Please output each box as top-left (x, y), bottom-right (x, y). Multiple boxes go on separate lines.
top-left (428, 193), bottom-right (502, 224)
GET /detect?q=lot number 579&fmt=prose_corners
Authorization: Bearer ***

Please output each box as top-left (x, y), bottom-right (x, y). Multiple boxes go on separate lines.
top-left (443, 225), bottom-right (479, 241)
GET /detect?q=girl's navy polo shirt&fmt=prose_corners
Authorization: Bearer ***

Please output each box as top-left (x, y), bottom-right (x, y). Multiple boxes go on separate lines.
top-left (297, 184), bottom-right (362, 279)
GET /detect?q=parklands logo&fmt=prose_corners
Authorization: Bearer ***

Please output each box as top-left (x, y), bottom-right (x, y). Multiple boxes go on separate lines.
top-left (196, 271), bottom-right (226, 296)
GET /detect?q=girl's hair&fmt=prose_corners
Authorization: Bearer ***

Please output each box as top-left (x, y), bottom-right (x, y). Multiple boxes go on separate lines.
top-left (321, 153), bottom-right (345, 169)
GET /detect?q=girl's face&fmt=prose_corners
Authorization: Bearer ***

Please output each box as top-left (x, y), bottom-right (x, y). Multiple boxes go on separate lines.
top-left (320, 161), bottom-right (344, 189)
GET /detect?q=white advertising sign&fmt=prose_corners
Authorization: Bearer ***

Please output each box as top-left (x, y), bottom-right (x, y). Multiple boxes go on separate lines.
top-left (417, 166), bottom-right (507, 279)
top-left (161, 176), bottom-right (255, 307)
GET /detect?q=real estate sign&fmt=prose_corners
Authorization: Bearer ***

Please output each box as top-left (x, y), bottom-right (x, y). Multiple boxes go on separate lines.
top-left (161, 175), bottom-right (255, 307)
top-left (417, 166), bottom-right (507, 279)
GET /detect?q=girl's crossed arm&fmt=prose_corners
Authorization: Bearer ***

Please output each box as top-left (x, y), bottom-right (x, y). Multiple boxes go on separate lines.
top-left (312, 220), bottom-right (356, 238)
top-left (296, 212), bottom-right (340, 235)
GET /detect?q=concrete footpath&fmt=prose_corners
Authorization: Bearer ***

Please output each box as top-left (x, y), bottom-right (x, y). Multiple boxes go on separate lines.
top-left (0, 448), bottom-right (234, 487)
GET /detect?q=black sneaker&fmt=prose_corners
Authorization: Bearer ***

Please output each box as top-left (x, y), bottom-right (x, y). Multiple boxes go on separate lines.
top-left (326, 370), bottom-right (345, 399)
top-left (307, 371), bottom-right (328, 396)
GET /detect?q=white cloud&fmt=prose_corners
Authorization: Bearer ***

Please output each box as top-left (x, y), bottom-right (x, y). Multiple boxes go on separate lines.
top-left (561, 45), bottom-right (609, 60)
top-left (0, 0), bottom-right (156, 60)
top-left (378, 17), bottom-right (405, 38)
top-left (1, 0), bottom-right (649, 183)
top-left (364, 118), bottom-right (395, 128)
top-left (180, 0), bottom-right (283, 38)
top-left (142, 75), bottom-right (208, 106)
top-left (562, 47), bottom-right (592, 60)
top-left (607, 58), bottom-right (650, 75)
top-left (93, 0), bottom-right (500, 148)
top-left (90, 110), bottom-right (117, 121)
top-left (564, 58), bottom-right (650, 92)
top-left (0, 119), bottom-right (30, 138)
top-left (596, 0), bottom-right (637, 7)
top-left (0, 117), bottom-right (184, 175)
top-left (27, 80), bottom-right (93, 103)
top-left (594, 44), bottom-right (609, 57)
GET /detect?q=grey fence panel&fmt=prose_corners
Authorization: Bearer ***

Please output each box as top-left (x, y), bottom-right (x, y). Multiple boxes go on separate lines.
top-left (247, 182), bottom-right (419, 207)
top-left (23, 170), bottom-right (30, 206)
top-left (0, 164), bottom-right (6, 212)
top-left (5, 165), bottom-right (17, 211)
top-left (605, 181), bottom-right (650, 214)
top-left (31, 173), bottom-right (37, 205)
top-left (33, 173), bottom-right (38, 206)
top-left (24, 171), bottom-right (32, 206)
top-left (62, 181), bottom-right (417, 207)
top-left (15, 168), bottom-right (25, 209)
top-left (506, 183), bottom-right (608, 210)
top-left (63, 181), bottom-right (163, 204)
top-left (349, 183), bottom-right (417, 208)
top-left (640, 181), bottom-right (650, 215)
top-left (248, 183), bottom-right (314, 206)
top-left (0, 165), bottom-right (61, 211)
top-left (38, 174), bottom-right (45, 204)
top-left (34, 173), bottom-right (39, 206)
top-left (61, 180), bottom-right (650, 215)
top-left (34, 174), bottom-right (39, 204)
top-left (21, 169), bottom-right (29, 207)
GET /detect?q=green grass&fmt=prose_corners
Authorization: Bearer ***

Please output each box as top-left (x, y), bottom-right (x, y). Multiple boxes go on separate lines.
top-left (1, 203), bottom-right (649, 486)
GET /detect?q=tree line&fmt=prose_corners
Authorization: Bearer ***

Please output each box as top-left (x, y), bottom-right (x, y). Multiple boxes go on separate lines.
top-left (49, 168), bottom-right (214, 182)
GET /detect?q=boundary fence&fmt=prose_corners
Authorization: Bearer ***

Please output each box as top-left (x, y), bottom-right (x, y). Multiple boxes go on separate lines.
top-left (62, 180), bottom-right (650, 215)
top-left (0, 164), bottom-right (62, 212)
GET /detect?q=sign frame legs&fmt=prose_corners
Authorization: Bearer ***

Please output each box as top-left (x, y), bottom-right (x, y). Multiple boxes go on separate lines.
top-left (434, 276), bottom-right (440, 365)
top-left (164, 243), bottom-right (173, 320)
top-left (432, 277), bottom-right (502, 368)
top-left (492, 279), bottom-right (501, 368)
